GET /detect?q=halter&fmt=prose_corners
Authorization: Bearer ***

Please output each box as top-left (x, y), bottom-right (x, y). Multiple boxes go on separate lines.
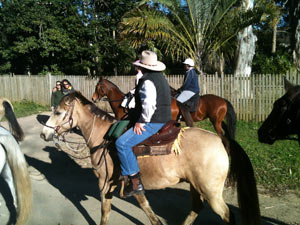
top-left (42, 101), bottom-right (75, 135)
top-left (41, 100), bottom-right (99, 157)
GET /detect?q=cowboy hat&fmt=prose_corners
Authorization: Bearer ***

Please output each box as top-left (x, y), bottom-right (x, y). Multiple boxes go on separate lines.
top-left (133, 51), bottom-right (166, 71)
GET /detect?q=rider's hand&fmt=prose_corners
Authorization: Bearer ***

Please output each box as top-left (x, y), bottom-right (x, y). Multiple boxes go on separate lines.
top-left (134, 122), bottom-right (146, 135)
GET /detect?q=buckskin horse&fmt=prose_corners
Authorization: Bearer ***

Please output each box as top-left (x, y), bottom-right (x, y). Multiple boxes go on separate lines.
top-left (258, 78), bottom-right (300, 145)
top-left (0, 98), bottom-right (32, 225)
top-left (92, 77), bottom-right (237, 139)
top-left (40, 91), bottom-right (260, 225)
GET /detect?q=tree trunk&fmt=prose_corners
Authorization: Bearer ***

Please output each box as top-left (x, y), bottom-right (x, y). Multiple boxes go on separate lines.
top-left (272, 23), bottom-right (278, 54)
top-left (293, 2), bottom-right (300, 70)
top-left (234, 0), bottom-right (257, 77)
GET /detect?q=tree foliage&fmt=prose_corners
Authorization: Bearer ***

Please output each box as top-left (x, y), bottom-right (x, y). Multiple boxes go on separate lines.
top-left (0, 0), bottom-right (298, 75)
top-left (0, 0), bottom-right (137, 75)
top-left (120, 0), bottom-right (267, 73)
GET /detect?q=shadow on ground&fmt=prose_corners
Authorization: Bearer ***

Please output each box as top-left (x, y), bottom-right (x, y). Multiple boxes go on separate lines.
top-left (23, 144), bottom-right (290, 225)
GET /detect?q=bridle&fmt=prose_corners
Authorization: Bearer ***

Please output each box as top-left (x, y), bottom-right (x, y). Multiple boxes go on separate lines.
top-left (42, 99), bottom-right (98, 154)
top-left (42, 100), bottom-right (75, 135)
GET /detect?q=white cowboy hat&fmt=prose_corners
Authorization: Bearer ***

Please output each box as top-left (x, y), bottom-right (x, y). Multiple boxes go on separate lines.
top-left (183, 58), bottom-right (195, 67)
top-left (133, 50), bottom-right (166, 71)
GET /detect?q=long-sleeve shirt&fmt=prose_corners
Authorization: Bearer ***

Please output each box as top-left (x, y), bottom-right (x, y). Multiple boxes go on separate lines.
top-left (179, 68), bottom-right (200, 94)
top-left (139, 80), bottom-right (157, 122)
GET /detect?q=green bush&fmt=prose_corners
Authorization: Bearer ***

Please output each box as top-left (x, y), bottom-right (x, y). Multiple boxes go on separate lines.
top-left (252, 51), bottom-right (294, 74)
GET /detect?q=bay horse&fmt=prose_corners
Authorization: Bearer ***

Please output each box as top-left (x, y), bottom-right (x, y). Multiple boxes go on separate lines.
top-left (92, 77), bottom-right (237, 139)
top-left (41, 91), bottom-right (260, 225)
top-left (0, 98), bottom-right (32, 225)
top-left (258, 78), bottom-right (300, 145)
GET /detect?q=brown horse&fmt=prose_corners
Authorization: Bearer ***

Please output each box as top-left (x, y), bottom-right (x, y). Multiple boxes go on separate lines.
top-left (41, 91), bottom-right (260, 225)
top-left (92, 77), bottom-right (236, 139)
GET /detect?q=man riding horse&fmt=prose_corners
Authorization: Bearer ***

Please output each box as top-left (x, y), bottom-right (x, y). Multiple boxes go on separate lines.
top-left (115, 50), bottom-right (172, 198)
top-left (175, 58), bottom-right (200, 127)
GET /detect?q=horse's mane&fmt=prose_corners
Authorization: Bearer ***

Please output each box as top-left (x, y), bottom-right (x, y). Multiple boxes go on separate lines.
top-left (64, 91), bottom-right (116, 122)
top-left (100, 79), bottom-right (125, 95)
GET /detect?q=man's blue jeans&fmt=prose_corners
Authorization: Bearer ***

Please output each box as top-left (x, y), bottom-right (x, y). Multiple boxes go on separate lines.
top-left (115, 123), bottom-right (165, 176)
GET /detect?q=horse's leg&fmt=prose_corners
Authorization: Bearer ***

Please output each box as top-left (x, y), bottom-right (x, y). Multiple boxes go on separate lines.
top-left (206, 195), bottom-right (235, 225)
top-left (134, 194), bottom-right (163, 225)
top-left (97, 172), bottom-right (118, 225)
top-left (182, 184), bottom-right (204, 225)
top-left (210, 118), bottom-right (223, 137)
top-left (100, 191), bottom-right (114, 225)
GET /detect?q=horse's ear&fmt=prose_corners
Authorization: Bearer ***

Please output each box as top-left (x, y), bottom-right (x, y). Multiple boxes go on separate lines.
top-left (99, 76), bottom-right (103, 82)
top-left (284, 77), bottom-right (294, 91)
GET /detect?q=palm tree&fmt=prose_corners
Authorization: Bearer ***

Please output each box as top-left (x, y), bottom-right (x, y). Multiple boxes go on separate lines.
top-left (120, 0), bottom-right (265, 73)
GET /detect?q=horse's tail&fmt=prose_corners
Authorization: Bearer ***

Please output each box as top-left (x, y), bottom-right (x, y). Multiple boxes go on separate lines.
top-left (0, 134), bottom-right (32, 225)
top-left (223, 99), bottom-right (236, 139)
top-left (222, 123), bottom-right (261, 225)
top-left (2, 100), bottom-right (24, 141)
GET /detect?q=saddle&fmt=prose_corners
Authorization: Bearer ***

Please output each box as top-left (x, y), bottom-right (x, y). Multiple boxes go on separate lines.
top-left (132, 120), bottom-right (181, 157)
top-left (91, 120), bottom-right (181, 170)
top-left (106, 120), bottom-right (181, 157)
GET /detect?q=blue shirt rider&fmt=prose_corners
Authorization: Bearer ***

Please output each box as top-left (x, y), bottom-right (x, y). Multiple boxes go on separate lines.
top-left (175, 58), bottom-right (199, 127)
top-left (176, 58), bottom-right (200, 103)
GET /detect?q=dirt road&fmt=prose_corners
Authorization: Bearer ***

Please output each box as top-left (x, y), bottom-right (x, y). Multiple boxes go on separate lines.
top-left (0, 113), bottom-right (299, 225)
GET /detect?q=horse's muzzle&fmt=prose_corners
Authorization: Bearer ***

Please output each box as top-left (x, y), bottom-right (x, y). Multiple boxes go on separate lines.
top-left (40, 132), bottom-right (54, 142)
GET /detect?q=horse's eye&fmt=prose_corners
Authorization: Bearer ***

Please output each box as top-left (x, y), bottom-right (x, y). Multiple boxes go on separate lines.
top-left (281, 105), bottom-right (288, 112)
top-left (54, 111), bottom-right (61, 116)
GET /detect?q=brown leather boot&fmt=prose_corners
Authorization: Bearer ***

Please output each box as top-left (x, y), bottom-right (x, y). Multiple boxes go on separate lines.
top-left (123, 173), bottom-right (144, 198)
top-left (177, 101), bottom-right (194, 127)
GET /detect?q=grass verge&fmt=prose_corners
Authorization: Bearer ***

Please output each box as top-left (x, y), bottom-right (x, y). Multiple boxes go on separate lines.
top-left (196, 120), bottom-right (300, 194)
top-left (1, 100), bottom-right (49, 120)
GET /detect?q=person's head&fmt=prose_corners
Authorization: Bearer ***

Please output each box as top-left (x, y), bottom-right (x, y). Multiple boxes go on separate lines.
top-left (56, 81), bottom-right (62, 90)
top-left (62, 79), bottom-right (72, 89)
top-left (183, 58), bottom-right (195, 70)
top-left (133, 50), bottom-right (166, 73)
top-left (134, 60), bottom-right (141, 72)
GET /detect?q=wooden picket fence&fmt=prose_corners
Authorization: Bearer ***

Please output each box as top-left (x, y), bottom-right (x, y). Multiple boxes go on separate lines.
top-left (0, 72), bottom-right (299, 122)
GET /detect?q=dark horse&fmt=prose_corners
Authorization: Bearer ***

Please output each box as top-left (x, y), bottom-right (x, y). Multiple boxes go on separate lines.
top-left (41, 91), bottom-right (260, 225)
top-left (92, 77), bottom-right (237, 139)
top-left (258, 78), bottom-right (300, 144)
